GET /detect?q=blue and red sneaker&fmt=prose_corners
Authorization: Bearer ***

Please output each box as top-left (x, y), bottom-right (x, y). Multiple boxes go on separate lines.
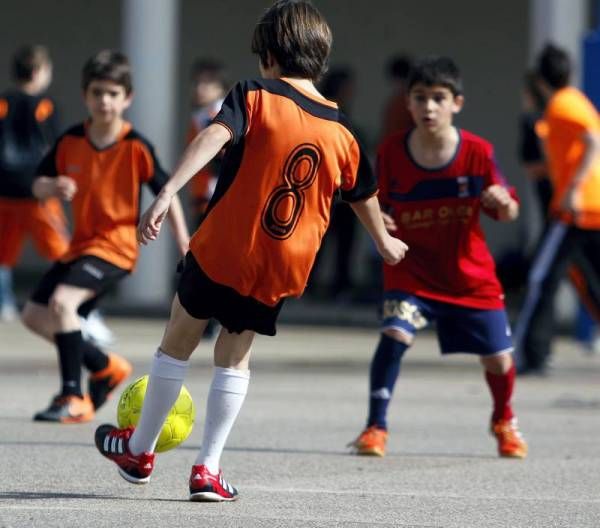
top-left (94, 424), bottom-right (155, 484)
top-left (189, 464), bottom-right (238, 502)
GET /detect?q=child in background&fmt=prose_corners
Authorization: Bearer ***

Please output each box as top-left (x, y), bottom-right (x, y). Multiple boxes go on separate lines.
top-left (21, 50), bottom-right (189, 423)
top-left (185, 58), bottom-right (228, 227)
top-left (0, 45), bottom-right (68, 321)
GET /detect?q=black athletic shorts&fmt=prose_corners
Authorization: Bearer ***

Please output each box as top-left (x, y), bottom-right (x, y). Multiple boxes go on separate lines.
top-left (177, 252), bottom-right (284, 336)
top-left (30, 255), bottom-right (129, 317)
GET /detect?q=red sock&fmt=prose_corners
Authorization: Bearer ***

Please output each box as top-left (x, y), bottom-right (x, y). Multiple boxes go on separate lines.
top-left (485, 363), bottom-right (515, 422)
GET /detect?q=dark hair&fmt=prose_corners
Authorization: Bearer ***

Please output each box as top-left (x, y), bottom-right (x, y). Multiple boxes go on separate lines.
top-left (387, 54), bottom-right (413, 80)
top-left (523, 70), bottom-right (546, 111)
top-left (82, 50), bottom-right (133, 94)
top-left (12, 45), bottom-right (51, 82)
top-left (407, 56), bottom-right (463, 96)
top-left (190, 58), bottom-right (228, 89)
top-left (537, 43), bottom-right (570, 89)
top-left (251, 0), bottom-right (332, 81)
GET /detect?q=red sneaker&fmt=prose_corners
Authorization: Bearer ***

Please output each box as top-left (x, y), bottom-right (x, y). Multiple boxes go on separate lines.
top-left (189, 464), bottom-right (238, 502)
top-left (94, 424), bottom-right (155, 484)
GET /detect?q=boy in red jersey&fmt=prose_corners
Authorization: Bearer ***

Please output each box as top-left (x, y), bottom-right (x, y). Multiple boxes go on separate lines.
top-left (349, 56), bottom-right (527, 459)
top-left (21, 50), bottom-right (189, 424)
top-left (94, 0), bottom-right (407, 502)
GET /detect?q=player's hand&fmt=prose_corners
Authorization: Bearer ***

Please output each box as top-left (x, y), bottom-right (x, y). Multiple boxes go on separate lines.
top-left (137, 192), bottom-right (172, 246)
top-left (376, 234), bottom-right (408, 265)
top-left (381, 211), bottom-right (397, 232)
top-left (481, 184), bottom-right (512, 210)
top-left (55, 176), bottom-right (77, 201)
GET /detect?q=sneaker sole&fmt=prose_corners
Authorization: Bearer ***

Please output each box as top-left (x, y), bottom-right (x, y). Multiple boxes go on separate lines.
top-left (118, 467), bottom-right (151, 485)
top-left (356, 448), bottom-right (385, 457)
top-left (189, 491), bottom-right (238, 502)
top-left (33, 413), bottom-right (95, 424)
top-left (499, 450), bottom-right (527, 459)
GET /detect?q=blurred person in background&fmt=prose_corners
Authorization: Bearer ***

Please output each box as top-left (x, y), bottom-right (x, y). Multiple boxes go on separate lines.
top-left (518, 69), bottom-right (599, 355)
top-left (310, 67), bottom-right (366, 300)
top-left (514, 44), bottom-right (600, 374)
top-left (184, 58), bottom-right (228, 338)
top-left (0, 45), bottom-right (67, 321)
top-left (380, 54), bottom-right (414, 139)
top-left (185, 58), bottom-right (228, 228)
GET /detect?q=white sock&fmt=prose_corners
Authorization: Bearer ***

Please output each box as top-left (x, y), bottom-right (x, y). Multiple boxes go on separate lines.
top-left (129, 349), bottom-right (189, 455)
top-left (195, 367), bottom-right (250, 474)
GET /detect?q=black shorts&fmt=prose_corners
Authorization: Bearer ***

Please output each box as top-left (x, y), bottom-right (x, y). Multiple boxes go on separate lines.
top-left (30, 255), bottom-right (129, 317)
top-left (177, 252), bottom-right (284, 336)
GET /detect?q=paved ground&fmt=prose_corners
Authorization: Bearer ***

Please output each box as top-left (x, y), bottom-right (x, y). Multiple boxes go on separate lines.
top-left (0, 318), bottom-right (599, 527)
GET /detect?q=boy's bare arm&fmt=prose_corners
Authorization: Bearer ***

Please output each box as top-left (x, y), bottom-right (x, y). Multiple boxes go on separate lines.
top-left (481, 184), bottom-right (519, 222)
top-left (32, 175), bottom-right (77, 201)
top-left (137, 123), bottom-right (230, 246)
top-left (163, 123), bottom-right (231, 198)
top-left (166, 194), bottom-right (190, 256)
top-left (350, 194), bottom-right (408, 265)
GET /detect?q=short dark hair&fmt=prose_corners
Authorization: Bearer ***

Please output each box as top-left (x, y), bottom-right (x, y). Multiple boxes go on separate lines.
top-left (190, 58), bottom-right (228, 89)
top-left (537, 43), bottom-right (570, 89)
top-left (82, 50), bottom-right (133, 94)
top-left (387, 54), bottom-right (413, 80)
top-left (407, 56), bottom-right (463, 96)
top-left (524, 70), bottom-right (546, 111)
top-left (251, 0), bottom-right (332, 81)
top-left (12, 45), bottom-right (51, 82)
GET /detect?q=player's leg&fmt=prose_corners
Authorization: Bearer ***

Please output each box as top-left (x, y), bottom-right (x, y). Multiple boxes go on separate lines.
top-left (25, 257), bottom-right (130, 420)
top-left (439, 306), bottom-right (527, 458)
top-left (513, 222), bottom-right (575, 373)
top-left (95, 292), bottom-right (208, 484)
top-left (29, 283), bottom-right (98, 422)
top-left (350, 293), bottom-right (430, 457)
top-left (190, 328), bottom-right (253, 501)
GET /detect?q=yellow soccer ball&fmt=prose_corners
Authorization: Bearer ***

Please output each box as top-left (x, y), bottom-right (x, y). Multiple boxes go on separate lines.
top-left (117, 375), bottom-right (195, 453)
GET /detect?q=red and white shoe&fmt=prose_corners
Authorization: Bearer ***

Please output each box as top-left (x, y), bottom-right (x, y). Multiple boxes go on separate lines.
top-left (94, 424), bottom-right (155, 484)
top-left (189, 464), bottom-right (238, 502)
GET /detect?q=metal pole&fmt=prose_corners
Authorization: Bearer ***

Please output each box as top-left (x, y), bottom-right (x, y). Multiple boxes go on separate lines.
top-left (119, 0), bottom-right (180, 310)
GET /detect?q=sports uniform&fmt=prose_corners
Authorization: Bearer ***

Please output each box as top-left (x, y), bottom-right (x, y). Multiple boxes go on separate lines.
top-left (31, 121), bottom-right (169, 314)
top-left (351, 127), bottom-right (526, 459)
top-left (178, 78), bottom-right (377, 335)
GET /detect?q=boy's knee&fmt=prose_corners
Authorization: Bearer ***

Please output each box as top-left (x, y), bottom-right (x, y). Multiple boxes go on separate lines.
top-left (48, 294), bottom-right (78, 319)
top-left (382, 328), bottom-right (413, 346)
top-left (481, 352), bottom-right (513, 375)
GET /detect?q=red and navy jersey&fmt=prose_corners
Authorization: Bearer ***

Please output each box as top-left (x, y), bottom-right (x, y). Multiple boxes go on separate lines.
top-left (189, 78), bottom-right (376, 306)
top-left (379, 128), bottom-right (516, 309)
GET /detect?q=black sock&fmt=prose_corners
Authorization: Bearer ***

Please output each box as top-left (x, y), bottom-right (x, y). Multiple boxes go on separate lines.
top-left (54, 331), bottom-right (85, 397)
top-left (81, 340), bottom-right (109, 373)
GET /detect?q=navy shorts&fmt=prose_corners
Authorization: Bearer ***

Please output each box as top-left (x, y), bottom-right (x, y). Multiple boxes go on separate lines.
top-left (381, 291), bottom-right (513, 356)
top-left (30, 255), bottom-right (129, 317)
top-left (177, 252), bottom-right (284, 336)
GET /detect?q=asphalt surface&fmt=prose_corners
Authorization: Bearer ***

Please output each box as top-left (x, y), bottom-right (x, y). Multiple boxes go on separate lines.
top-left (0, 318), bottom-right (599, 527)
